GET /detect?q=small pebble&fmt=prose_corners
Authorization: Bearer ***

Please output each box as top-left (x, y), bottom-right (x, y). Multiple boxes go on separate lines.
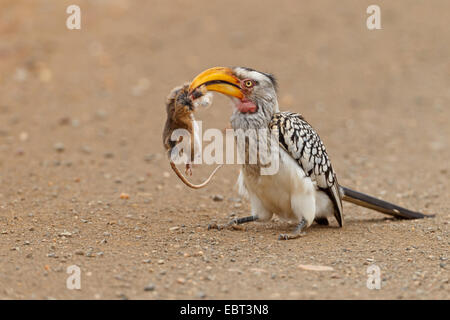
top-left (53, 143), bottom-right (65, 152)
top-left (120, 193), bottom-right (130, 200)
top-left (59, 231), bottom-right (72, 237)
top-left (212, 195), bottom-right (224, 202)
top-left (117, 293), bottom-right (128, 300)
top-left (19, 132), bottom-right (28, 142)
top-left (95, 109), bottom-right (108, 120)
top-left (81, 146), bottom-right (92, 154)
top-left (144, 283), bottom-right (155, 291)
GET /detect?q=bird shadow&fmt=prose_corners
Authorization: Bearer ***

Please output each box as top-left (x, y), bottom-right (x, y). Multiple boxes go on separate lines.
top-left (246, 216), bottom-right (397, 233)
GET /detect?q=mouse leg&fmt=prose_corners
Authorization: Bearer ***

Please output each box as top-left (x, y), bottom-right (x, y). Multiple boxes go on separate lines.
top-left (185, 163), bottom-right (192, 176)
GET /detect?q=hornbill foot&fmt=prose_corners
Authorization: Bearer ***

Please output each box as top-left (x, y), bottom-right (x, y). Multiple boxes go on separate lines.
top-left (207, 222), bottom-right (230, 230)
top-left (208, 216), bottom-right (258, 231)
top-left (278, 218), bottom-right (307, 240)
top-left (278, 231), bottom-right (306, 240)
top-left (207, 220), bottom-right (242, 231)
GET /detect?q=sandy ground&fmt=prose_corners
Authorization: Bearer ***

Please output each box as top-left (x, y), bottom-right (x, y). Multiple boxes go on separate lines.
top-left (0, 0), bottom-right (448, 300)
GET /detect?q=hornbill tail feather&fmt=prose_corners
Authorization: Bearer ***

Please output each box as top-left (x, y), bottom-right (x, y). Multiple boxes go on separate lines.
top-left (339, 186), bottom-right (434, 220)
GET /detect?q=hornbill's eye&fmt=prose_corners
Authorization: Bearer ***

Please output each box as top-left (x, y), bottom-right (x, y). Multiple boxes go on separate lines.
top-left (243, 79), bottom-right (254, 88)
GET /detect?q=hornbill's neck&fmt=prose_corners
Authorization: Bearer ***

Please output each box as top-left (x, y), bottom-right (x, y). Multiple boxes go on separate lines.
top-left (230, 98), bottom-right (278, 131)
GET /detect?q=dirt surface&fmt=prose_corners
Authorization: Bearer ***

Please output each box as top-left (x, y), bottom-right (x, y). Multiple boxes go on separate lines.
top-left (0, 0), bottom-right (448, 300)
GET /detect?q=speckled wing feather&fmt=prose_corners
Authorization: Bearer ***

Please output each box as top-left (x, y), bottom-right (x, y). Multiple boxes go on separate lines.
top-left (270, 112), bottom-right (344, 226)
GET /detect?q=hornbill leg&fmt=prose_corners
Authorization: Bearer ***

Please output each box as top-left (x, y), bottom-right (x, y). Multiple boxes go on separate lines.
top-left (278, 218), bottom-right (307, 240)
top-left (233, 216), bottom-right (258, 224)
top-left (208, 216), bottom-right (258, 230)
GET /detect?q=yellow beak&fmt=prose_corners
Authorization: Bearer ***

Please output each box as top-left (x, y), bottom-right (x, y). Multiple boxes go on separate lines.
top-left (189, 67), bottom-right (244, 100)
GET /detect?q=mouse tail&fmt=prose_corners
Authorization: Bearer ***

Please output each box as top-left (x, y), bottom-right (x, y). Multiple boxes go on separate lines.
top-left (170, 162), bottom-right (223, 189)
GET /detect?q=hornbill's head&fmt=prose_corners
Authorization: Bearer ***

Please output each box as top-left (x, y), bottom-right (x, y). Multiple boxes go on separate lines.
top-left (189, 67), bottom-right (279, 129)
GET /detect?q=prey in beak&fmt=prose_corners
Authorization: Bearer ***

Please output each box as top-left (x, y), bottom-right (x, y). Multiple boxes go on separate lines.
top-left (163, 84), bottom-right (222, 188)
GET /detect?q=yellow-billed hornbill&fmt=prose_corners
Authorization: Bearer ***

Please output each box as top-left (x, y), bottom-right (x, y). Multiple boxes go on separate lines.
top-left (188, 67), bottom-right (432, 240)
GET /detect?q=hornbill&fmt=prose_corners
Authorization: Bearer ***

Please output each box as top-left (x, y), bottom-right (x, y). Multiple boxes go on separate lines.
top-left (188, 67), bottom-right (432, 240)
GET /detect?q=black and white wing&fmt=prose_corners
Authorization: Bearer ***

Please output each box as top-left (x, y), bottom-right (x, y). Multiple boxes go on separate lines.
top-left (269, 112), bottom-right (343, 227)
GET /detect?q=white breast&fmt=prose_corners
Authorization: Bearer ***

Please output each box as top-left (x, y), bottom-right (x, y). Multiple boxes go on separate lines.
top-left (239, 148), bottom-right (314, 221)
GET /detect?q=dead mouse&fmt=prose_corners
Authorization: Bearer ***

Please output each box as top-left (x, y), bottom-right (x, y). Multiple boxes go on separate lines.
top-left (162, 83), bottom-right (221, 189)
